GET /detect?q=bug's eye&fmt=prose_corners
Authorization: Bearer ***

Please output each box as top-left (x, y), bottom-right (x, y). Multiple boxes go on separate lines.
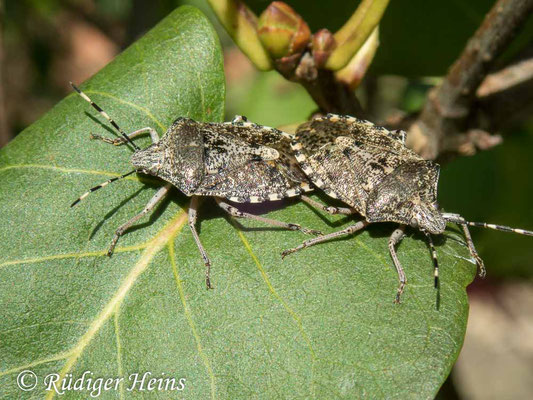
top-left (410, 217), bottom-right (419, 228)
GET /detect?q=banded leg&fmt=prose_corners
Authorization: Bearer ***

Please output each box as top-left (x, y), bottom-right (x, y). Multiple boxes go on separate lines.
top-left (91, 127), bottom-right (160, 145)
top-left (282, 221), bottom-right (369, 258)
top-left (216, 198), bottom-right (322, 236)
top-left (188, 196), bottom-right (213, 289)
top-left (300, 195), bottom-right (356, 216)
top-left (107, 184), bottom-right (171, 256)
top-left (388, 226), bottom-right (407, 304)
top-left (424, 232), bottom-right (440, 288)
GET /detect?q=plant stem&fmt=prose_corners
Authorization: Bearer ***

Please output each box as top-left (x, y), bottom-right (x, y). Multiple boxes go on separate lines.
top-left (326, 0), bottom-right (390, 71)
top-left (207, 0), bottom-right (273, 70)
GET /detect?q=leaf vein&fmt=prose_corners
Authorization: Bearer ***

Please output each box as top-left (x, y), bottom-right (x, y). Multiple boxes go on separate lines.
top-left (232, 225), bottom-right (317, 395)
top-left (168, 241), bottom-right (216, 400)
top-left (44, 210), bottom-right (188, 400)
top-left (113, 311), bottom-right (125, 400)
top-left (0, 243), bottom-right (148, 269)
top-left (0, 164), bottom-right (157, 185)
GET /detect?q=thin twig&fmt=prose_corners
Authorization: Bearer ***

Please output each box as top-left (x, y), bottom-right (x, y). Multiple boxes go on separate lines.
top-left (477, 55), bottom-right (533, 130)
top-left (408, 0), bottom-right (533, 159)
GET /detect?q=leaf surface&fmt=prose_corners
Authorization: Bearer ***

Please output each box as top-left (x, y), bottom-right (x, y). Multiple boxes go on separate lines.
top-left (0, 5), bottom-right (475, 399)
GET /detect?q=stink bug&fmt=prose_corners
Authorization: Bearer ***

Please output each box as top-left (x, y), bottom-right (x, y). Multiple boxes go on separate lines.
top-left (70, 83), bottom-right (320, 289)
top-left (283, 114), bottom-right (533, 303)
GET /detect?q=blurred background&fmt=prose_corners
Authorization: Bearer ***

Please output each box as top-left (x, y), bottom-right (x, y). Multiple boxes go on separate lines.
top-left (2, 0), bottom-right (532, 398)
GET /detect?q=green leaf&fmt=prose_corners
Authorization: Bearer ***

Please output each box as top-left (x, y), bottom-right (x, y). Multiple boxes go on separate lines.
top-left (0, 5), bottom-right (476, 399)
top-left (225, 70), bottom-right (316, 127)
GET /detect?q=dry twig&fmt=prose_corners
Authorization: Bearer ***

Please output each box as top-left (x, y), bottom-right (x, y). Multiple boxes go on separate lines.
top-left (408, 0), bottom-right (533, 159)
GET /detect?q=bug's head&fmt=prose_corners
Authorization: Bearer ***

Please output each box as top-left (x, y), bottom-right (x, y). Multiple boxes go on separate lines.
top-left (409, 202), bottom-right (446, 234)
top-left (366, 160), bottom-right (446, 234)
top-left (130, 142), bottom-right (166, 177)
top-left (129, 120), bottom-right (204, 194)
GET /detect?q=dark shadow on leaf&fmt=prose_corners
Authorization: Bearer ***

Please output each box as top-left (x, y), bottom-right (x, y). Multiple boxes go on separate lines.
top-left (436, 281), bottom-right (441, 311)
top-left (85, 113), bottom-right (117, 137)
top-left (300, 192), bottom-right (357, 227)
top-left (199, 197), bottom-right (327, 235)
top-left (85, 112), bottom-right (137, 153)
top-left (89, 187), bottom-right (146, 239)
top-left (222, 216), bottom-right (299, 234)
top-left (119, 192), bottom-right (174, 236)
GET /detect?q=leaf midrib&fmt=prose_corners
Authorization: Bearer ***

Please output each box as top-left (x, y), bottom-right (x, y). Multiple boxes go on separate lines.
top-left (42, 209), bottom-right (188, 400)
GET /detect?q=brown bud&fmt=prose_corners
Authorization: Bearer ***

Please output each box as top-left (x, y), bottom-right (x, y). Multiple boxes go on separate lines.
top-left (312, 29), bottom-right (336, 68)
top-left (257, 2), bottom-right (311, 59)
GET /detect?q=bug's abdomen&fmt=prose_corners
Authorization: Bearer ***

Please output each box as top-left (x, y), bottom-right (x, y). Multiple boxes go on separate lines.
top-left (294, 115), bottom-right (426, 216)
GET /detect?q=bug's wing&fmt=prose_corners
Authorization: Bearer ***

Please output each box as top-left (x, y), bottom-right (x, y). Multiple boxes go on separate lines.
top-left (217, 120), bottom-right (290, 146)
top-left (206, 119), bottom-right (313, 192)
top-left (194, 160), bottom-right (307, 203)
top-left (297, 115), bottom-right (414, 156)
top-left (202, 127), bottom-right (279, 172)
top-left (192, 127), bottom-right (306, 202)
top-left (293, 115), bottom-right (421, 213)
top-left (271, 143), bottom-right (313, 193)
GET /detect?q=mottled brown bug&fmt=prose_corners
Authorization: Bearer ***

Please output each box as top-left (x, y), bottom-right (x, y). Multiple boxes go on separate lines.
top-left (283, 114), bottom-right (533, 303)
top-left (69, 83), bottom-right (320, 289)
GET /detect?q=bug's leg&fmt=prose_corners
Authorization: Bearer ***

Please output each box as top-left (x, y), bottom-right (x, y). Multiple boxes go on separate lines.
top-left (459, 223), bottom-right (486, 278)
top-left (442, 213), bottom-right (486, 277)
top-left (215, 198), bottom-right (322, 236)
top-left (388, 225), bottom-right (407, 304)
top-left (443, 212), bottom-right (533, 278)
top-left (300, 195), bottom-right (356, 216)
top-left (188, 196), bottom-right (213, 289)
top-left (424, 232), bottom-right (440, 289)
top-left (107, 184), bottom-right (171, 256)
top-left (91, 127), bottom-right (160, 146)
top-left (282, 221), bottom-right (369, 258)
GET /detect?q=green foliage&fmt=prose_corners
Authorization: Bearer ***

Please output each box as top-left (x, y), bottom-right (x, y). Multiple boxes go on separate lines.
top-left (246, 0), bottom-right (533, 76)
top-left (225, 70), bottom-right (316, 126)
top-left (439, 127), bottom-right (533, 278)
top-left (0, 5), bottom-right (477, 399)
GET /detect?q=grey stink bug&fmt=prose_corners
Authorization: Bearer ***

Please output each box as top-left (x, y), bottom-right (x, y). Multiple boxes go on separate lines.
top-left (283, 113), bottom-right (533, 303)
top-left (70, 83), bottom-right (320, 289)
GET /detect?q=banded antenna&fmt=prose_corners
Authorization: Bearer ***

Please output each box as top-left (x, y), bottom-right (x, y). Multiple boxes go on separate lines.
top-left (71, 170), bottom-right (136, 207)
top-left (70, 82), bottom-right (140, 151)
top-left (443, 213), bottom-right (533, 236)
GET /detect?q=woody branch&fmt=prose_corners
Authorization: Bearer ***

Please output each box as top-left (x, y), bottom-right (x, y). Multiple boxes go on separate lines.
top-left (407, 0), bottom-right (533, 159)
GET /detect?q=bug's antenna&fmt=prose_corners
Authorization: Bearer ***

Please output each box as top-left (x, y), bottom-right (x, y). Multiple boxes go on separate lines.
top-left (424, 232), bottom-right (439, 288)
top-left (443, 213), bottom-right (533, 236)
top-left (71, 170), bottom-right (136, 207)
top-left (70, 82), bottom-right (141, 151)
